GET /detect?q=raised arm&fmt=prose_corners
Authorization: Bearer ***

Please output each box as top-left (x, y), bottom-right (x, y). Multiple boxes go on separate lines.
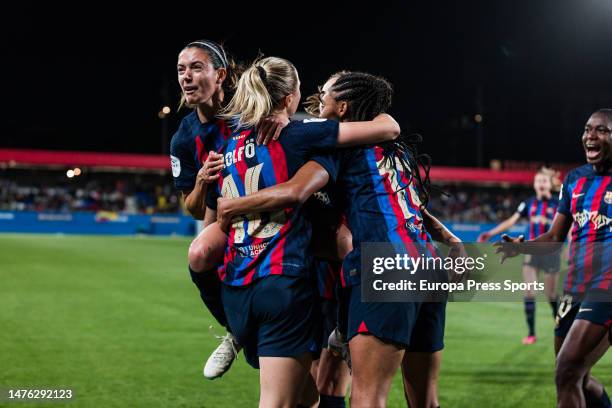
top-left (477, 212), bottom-right (521, 242)
top-left (336, 113), bottom-right (400, 147)
top-left (216, 161), bottom-right (330, 230)
top-left (495, 212), bottom-right (572, 262)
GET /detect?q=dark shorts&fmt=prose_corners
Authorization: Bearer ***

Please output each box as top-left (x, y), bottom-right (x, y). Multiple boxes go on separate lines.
top-left (221, 275), bottom-right (321, 369)
top-left (554, 290), bottom-right (612, 339)
top-left (341, 284), bottom-right (445, 352)
top-left (523, 253), bottom-right (561, 274)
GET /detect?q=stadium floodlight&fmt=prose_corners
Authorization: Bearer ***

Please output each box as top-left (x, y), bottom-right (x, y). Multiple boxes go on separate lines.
top-left (66, 169), bottom-right (75, 178)
top-left (162, 106), bottom-right (171, 115)
top-left (74, 168), bottom-right (82, 176)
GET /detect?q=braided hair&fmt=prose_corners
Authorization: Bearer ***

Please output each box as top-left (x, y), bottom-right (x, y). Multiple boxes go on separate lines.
top-left (305, 71), bottom-right (434, 209)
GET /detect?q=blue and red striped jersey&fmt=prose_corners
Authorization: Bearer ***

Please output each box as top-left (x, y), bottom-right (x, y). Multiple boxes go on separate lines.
top-left (169, 111), bottom-right (232, 191)
top-left (516, 196), bottom-right (558, 240)
top-left (337, 146), bottom-right (438, 287)
top-left (207, 119), bottom-right (339, 286)
top-left (557, 164), bottom-right (612, 294)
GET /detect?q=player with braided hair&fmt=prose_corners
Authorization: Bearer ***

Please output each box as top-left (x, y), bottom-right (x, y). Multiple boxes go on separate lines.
top-left (216, 70), bottom-right (461, 407)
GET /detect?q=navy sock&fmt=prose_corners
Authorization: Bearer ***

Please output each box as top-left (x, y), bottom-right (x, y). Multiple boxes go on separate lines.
top-left (524, 298), bottom-right (536, 336)
top-left (319, 394), bottom-right (346, 408)
top-left (189, 266), bottom-right (228, 329)
top-left (585, 387), bottom-right (610, 408)
top-left (549, 298), bottom-right (558, 318)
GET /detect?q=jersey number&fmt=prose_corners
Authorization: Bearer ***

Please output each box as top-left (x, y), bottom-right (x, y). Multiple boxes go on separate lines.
top-left (221, 163), bottom-right (285, 244)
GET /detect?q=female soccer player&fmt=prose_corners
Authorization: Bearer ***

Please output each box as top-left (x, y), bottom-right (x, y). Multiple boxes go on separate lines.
top-left (215, 71), bottom-right (461, 408)
top-left (478, 168), bottom-right (561, 344)
top-left (496, 109), bottom-right (612, 408)
top-left (169, 39), bottom-right (286, 379)
top-left (205, 57), bottom-right (401, 407)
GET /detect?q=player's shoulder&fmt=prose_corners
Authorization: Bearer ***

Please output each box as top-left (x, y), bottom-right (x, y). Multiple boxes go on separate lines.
top-left (565, 164), bottom-right (593, 182)
top-left (171, 111), bottom-right (200, 146)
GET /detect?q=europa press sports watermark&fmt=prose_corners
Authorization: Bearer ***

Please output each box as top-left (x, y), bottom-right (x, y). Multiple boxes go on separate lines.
top-left (359, 242), bottom-right (612, 302)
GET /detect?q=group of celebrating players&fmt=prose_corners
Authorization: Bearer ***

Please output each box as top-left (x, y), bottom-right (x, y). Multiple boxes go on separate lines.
top-left (169, 39), bottom-right (612, 407)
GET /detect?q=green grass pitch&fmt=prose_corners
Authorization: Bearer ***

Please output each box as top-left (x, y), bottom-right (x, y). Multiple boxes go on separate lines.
top-left (1, 234), bottom-right (610, 407)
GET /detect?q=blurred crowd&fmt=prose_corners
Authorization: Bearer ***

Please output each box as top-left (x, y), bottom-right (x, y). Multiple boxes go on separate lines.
top-left (427, 184), bottom-right (532, 223)
top-left (0, 171), bottom-right (180, 214)
top-left (1, 170), bottom-right (539, 221)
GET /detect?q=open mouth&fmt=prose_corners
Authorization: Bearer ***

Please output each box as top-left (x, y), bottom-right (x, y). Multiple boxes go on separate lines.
top-left (183, 86), bottom-right (198, 96)
top-left (585, 142), bottom-right (603, 161)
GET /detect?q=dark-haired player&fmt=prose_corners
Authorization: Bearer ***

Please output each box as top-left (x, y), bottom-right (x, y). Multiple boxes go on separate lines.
top-left (496, 109), bottom-right (612, 408)
top-left (169, 39), bottom-right (287, 380)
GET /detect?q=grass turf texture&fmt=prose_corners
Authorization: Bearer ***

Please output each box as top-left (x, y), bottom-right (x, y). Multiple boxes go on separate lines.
top-left (1, 234), bottom-right (610, 407)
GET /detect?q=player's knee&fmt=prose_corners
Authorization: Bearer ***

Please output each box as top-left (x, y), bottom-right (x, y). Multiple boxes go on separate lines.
top-left (188, 241), bottom-right (214, 273)
top-left (555, 355), bottom-right (585, 388)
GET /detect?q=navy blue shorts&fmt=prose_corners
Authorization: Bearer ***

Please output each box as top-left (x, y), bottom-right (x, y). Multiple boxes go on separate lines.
top-left (555, 291), bottom-right (612, 339)
top-left (342, 284), bottom-right (445, 352)
top-left (523, 253), bottom-right (561, 274)
top-left (221, 275), bottom-right (321, 369)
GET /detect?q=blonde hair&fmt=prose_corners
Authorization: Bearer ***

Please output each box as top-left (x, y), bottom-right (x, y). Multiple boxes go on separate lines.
top-left (221, 57), bottom-right (298, 129)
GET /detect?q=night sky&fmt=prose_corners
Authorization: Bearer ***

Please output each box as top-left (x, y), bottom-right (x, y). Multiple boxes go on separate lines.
top-left (3, 1), bottom-right (612, 167)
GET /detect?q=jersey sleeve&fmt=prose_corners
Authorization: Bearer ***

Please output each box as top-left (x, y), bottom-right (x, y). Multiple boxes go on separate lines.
top-left (516, 201), bottom-right (528, 217)
top-left (298, 119), bottom-right (340, 153)
top-left (205, 183), bottom-right (220, 210)
top-left (170, 132), bottom-right (198, 192)
top-left (308, 154), bottom-right (340, 183)
top-left (557, 173), bottom-right (572, 216)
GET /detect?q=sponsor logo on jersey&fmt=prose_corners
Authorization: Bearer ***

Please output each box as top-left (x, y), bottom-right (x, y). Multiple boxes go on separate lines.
top-left (170, 155), bottom-right (181, 177)
top-left (303, 118), bottom-right (327, 123)
top-left (605, 191), bottom-right (612, 205)
top-left (573, 210), bottom-right (612, 230)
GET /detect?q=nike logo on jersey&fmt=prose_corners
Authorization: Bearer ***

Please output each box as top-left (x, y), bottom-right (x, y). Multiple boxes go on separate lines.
top-left (578, 308), bottom-right (593, 313)
top-left (572, 193), bottom-right (585, 199)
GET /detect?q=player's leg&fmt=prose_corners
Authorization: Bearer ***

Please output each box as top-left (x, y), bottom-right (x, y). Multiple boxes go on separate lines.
top-left (350, 334), bottom-right (404, 408)
top-left (255, 275), bottom-right (322, 407)
top-left (188, 221), bottom-right (239, 379)
top-left (544, 270), bottom-right (560, 317)
top-left (316, 296), bottom-right (350, 408)
top-left (316, 349), bottom-right (350, 407)
top-left (402, 351), bottom-right (442, 408)
top-left (556, 319), bottom-right (610, 408)
top-left (543, 252), bottom-right (561, 318)
top-left (522, 261), bottom-right (538, 343)
top-left (188, 221), bottom-right (227, 273)
top-left (402, 301), bottom-right (446, 408)
top-left (347, 287), bottom-right (415, 407)
top-left (260, 354), bottom-right (315, 408)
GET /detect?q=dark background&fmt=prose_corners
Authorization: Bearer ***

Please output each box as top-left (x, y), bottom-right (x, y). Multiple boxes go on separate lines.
top-left (3, 1), bottom-right (612, 166)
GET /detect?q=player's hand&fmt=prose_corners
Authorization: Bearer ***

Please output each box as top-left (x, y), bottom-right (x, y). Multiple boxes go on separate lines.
top-left (493, 234), bottom-right (524, 264)
top-left (216, 197), bottom-right (233, 232)
top-left (257, 115), bottom-right (289, 145)
top-left (477, 232), bottom-right (491, 243)
top-left (197, 151), bottom-right (224, 185)
top-left (447, 239), bottom-right (469, 283)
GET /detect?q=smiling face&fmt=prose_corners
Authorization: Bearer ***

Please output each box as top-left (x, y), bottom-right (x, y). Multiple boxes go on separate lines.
top-left (177, 47), bottom-right (224, 107)
top-left (582, 112), bottom-right (612, 167)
